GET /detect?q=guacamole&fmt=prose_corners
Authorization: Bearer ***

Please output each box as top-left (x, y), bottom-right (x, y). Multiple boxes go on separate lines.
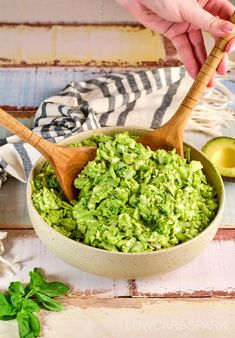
top-left (31, 132), bottom-right (218, 253)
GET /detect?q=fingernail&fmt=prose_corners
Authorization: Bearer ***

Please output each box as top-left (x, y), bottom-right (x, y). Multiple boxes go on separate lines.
top-left (221, 22), bottom-right (234, 33)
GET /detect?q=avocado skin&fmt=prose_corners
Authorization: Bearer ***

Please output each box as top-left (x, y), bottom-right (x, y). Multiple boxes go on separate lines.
top-left (202, 137), bottom-right (235, 180)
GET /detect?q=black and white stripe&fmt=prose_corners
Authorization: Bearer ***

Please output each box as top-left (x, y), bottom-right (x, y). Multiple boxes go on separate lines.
top-left (13, 144), bottom-right (33, 178)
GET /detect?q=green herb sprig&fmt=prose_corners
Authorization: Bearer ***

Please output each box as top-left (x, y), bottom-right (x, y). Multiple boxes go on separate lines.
top-left (0, 268), bottom-right (70, 338)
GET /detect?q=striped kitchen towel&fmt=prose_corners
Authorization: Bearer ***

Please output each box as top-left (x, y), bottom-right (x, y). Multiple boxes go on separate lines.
top-left (0, 66), bottom-right (187, 186)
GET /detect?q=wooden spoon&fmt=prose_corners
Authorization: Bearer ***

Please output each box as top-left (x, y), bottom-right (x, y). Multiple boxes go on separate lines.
top-left (138, 13), bottom-right (235, 157)
top-left (0, 107), bottom-right (96, 201)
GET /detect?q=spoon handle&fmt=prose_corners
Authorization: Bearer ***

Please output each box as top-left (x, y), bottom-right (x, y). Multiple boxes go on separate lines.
top-left (172, 12), bottom-right (235, 125)
top-left (0, 107), bottom-right (53, 156)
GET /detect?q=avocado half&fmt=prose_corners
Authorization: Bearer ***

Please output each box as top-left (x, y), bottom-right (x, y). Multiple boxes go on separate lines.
top-left (202, 137), bottom-right (235, 178)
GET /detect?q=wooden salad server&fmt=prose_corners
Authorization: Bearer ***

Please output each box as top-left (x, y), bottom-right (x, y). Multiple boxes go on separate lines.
top-left (0, 107), bottom-right (96, 201)
top-left (138, 13), bottom-right (235, 157)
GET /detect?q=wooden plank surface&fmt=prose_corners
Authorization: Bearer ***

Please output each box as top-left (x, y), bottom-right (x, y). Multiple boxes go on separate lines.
top-left (0, 178), bottom-right (31, 227)
top-left (0, 298), bottom-right (235, 338)
top-left (0, 0), bottom-right (135, 24)
top-left (0, 24), bottom-right (169, 67)
top-left (132, 236), bottom-right (235, 297)
top-left (1, 230), bottom-right (129, 296)
top-left (0, 67), bottom-right (102, 112)
top-left (1, 229), bottom-right (235, 297)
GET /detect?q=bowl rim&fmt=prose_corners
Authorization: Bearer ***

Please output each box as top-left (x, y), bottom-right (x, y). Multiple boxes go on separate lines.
top-left (27, 126), bottom-right (225, 256)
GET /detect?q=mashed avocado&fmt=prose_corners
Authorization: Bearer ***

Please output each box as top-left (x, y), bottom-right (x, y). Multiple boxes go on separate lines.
top-left (31, 132), bottom-right (218, 253)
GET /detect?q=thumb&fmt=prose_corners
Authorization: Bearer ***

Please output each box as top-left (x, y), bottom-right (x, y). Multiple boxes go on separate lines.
top-left (184, 3), bottom-right (234, 37)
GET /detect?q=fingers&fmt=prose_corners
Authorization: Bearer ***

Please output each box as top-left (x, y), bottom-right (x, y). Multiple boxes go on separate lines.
top-left (171, 24), bottom-right (235, 81)
top-left (204, 36), bottom-right (235, 85)
top-left (225, 37), bottom-right (235, 53)
top-left (172, 28), bottom-right (231, 84)
top-left (115, 0), bottom-right (235, 81)
top-left (171, 32), bottom-right (200, 79)
top-left (207, 77), bottom-right (215, 87)
top-left (204, 0), bottom-right (235, 21)
top-left (217, 54), bottom-right (228, 75)
top-left (209, 53), bottom-right (228, 87)
top-left (188, 29), bottom-right (207, 70)
top-left (182, 2), bottom-right (235, 38)
top-left (216, 37), bottom-right (235, 75)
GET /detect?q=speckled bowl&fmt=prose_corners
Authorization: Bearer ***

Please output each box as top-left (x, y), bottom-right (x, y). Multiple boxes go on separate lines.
top-left (27, 126), bottom-right (225, 278)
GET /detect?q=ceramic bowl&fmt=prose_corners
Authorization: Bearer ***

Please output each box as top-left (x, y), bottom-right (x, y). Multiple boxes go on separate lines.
top-left (27, 126), bottom-right (225, 278)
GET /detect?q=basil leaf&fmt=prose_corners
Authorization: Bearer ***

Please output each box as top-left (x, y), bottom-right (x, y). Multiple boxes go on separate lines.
top-left (9, 281), bottom-right (25, 296)
top-left (29, 268), bottom-right (46, 291)
top-left (10, 293), bottom-right (23, 309)
top-left (24, 333), bottom-right (35, 338)
top-left (36, 293), bottom-right (62, 311)
top-left (17, 311), bottom-right (32, 338)
top-left (0, 292), bottom-right (18, 320)
top-left (0, 303), bottom-right (17, 321)
top-left (17, 310), bottom-right (40, 338)
top-left (0, 267), bottom-right (69, 338)
top-left (28, 312), bottom-right (40, 337)
top-left (22, 299), bottom-right (40, 313)
top-left (39, 281), bottom-right (69, 297)
top-left (0, 293), bottom-right (9, 306)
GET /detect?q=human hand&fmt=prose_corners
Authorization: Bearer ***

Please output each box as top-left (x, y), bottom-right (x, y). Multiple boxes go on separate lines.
top-left (116, 0), bottom-right (235, 84)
